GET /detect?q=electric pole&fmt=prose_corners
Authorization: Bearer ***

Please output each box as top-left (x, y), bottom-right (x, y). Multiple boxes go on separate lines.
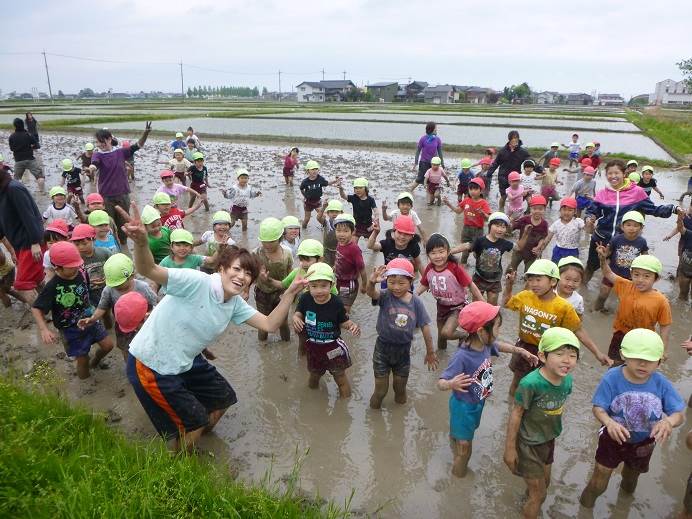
top-left (180, 60), bottom-right (185, 102)
top-left (342, 70), bottom-right (347, 80)
top-left (321, 68), bottom-right (325, 81)
top-left (42, 50), bottom-right (54, 103)
top-left (278, 70), bottom-right (282, 97)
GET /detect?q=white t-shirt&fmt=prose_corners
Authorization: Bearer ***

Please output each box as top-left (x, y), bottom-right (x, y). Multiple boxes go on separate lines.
top-left (564, 291), bottom-right (584, 316)
top-left (200, 231), bottom-right (236, 256)
top-left (389, 208), bottom-right (422, 226)
top-left (567, 142), bottom-right (581, 154)
top-left (548, 218), bottom-right (585, 249)
top-left (281, 237), bottom-right (301, 258)
top-left (519, 172), bottom-right (539, 193)
top-left (225, 184), bottom-right (260, 208)
top-left (43, 204), bottom-right (78, 226)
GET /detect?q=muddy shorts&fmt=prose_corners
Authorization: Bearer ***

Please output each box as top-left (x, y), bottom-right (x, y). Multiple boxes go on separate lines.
top-left (282, 167), bottom-right (294, 178)
top-left (0, 267), bottom-right (15, 291)
top-left (14, 159), bottom-right (44, 180)
top-left (416, 161), bottom-right (431, 184)
top-left (509, 250), bottom-right (537, 273)
top-left (461, 225), bottom-right (484, 245)
top-left (254, 288), bottom-right (282, 316)
top-left (608, 330), bottom-right (626, 363)
top-left (304, 198), bottom-right (322, 212)
top-left (373, 337), bottom-right (412, 378)
top-left (115, 325), bottom-right (136, 352)
top-left (595, 430), bottom-right (655, 472)
top-left (426, 181), bottom-right (441, 195)
top-left (516, 438), bottom-right (555, 478)
top-left (576, 195), bottom-right (592, 210)
top-left (679, 250), bottom-right (692, 278)
top-left (472, 273), bottom-right (502, 295)
top-left (14, 246), bottom-right (46, 290)
top-left (436, 302), bottom-right (463, 324)
top-left (174, 170), bottom-right (187, 185)
top-left (60, 322), bottom-right (108, 358)
top-left (190, 181), bottom-right (207, 194)
top-left (541, 185), bottom-right (559, 200)
top-left (306, 338), bottom-right (352, 376)
top-left (67, 184), bottom-right (83, 196)
top-left (449, 396), bottom-right (485, 441)
top-left (127, 353), bottom-right (237, 441)
top-left (230, 205), bottom-right (248, 219)
top-left (457, 184), bottom-right (468, 198)
top-left (337, 279), bottom-right (359, 308)
top-left (509, 340), bottom-right (541, 379)
top-left (355, 222), bottom-right (371, 238)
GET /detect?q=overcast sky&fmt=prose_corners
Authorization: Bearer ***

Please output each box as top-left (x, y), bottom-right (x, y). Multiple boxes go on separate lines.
top-left (3, 0), bottom-right (691, 99)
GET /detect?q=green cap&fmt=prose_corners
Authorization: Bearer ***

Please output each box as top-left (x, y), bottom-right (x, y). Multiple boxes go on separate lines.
top-left (621, 210), bottom-right (644, 226)
top-left (585, 142), bottom-right (595, 148)
top-left (175, 132), bottom-right (184, 138)
top-left (525, 258), bottom-right (560, 279)
top-left (235, 168), bottom-right (249, 178)
top-left (557, 256), bottom-right (583, 270)
top-left (628, 172), bottom-right (641, 183)
top-left (192, 151), bottom-right (204, 161)
top-left (152, 192), bottom-right (172, 205)
top-left (281, 215), bottom-right (301, 228)
top-left (104, 253), bottom-right (135, 287)
top-left (87, 209), bottom-right (110, 227)
top-left (626, 159), bottom-right (639, 167)
top-left (396, 192), bottom-right (414, 204)
top-left (305, 160), bottom-right (320, 170)
top-left (325, 199), bottom-right (343, 212)
top-left (258, 217), bottom-right (284, 242)
top-left (84, 142), bottom-right (94, 151)
top-left (550, 142), bottom-right (560, 148)
top-left (334, 214), bottom-right (356, 227)
top-left (620, 328), bottom-right (664, 361)
top-left (538, 327), bottom-right (580, 353)
top-left (170, 228), bottom-right (194, 244)
top-left (630, 254), bottom-right (662, 275)
top-left (141, 205), bottom-right (161, 225)
top-left (353, 177), bottom-right (368, 188)
top-left (306, 262), bottom-right (335, 283)
top-left (297, 239), bottom-right (324, 257)
top-left (49, 186), bottom-right (67, 198)
top-left (460, 158), bottom-right (473, 169)
top-left (62, 158), bottom-right (73, 171)
top-left (212, 210), bottom-right (232, 225)
top-left (431, 156), bottom-right (442, 165)
top-left (641, 165), bottom-right (654, 174)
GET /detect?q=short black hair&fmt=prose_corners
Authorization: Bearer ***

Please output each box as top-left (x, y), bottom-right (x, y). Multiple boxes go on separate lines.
top-left (13, 118), bottom-right (24, 131)
top-left (95, 129), bottom-right (113, 143)
top-left (425, 233), bottom-right (457, 264)
top-left (545, 344), bottom-right (580, 360)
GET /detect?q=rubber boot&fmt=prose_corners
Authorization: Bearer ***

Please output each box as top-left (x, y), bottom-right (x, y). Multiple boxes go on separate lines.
top-left (393, 375), bottom-right (408, 404)
top-left (369, 376), bottom-right (390, 409)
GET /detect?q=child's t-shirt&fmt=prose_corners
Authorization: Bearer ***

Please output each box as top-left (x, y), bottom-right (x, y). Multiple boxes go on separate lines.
top-left (471, 236), bottom-right (514, 282)
top-left (300, 175), bottom-right (329, 201)
top-left (505, 291), bottom-right (581, 346)
top-left (159, 254), bottom-right (205, 270)
top-left (160, 208), bottom-right (186, 230)
top-left (62, 167), bottom-right (82, 187)
top-left (515, 369), bottom-right (573, 445)
top-left (541, 169), bottom-right (558, 187)
top-left (608, 234), bottom-right (648, 278)
top-left (388, 209), bottom-right (422, 227)
top-left (424, 167), bottom-right (445, 184)
top-left (441, 342), bottom-right (499, 404)
top-left (148, 227), bottom-right (172, 264)
top-left (563, 290), bottom-right (584, 316)
top-left (420, 261), bottom-right (472, 307)
top-left (33, 270), bottom-right (92, 329)
top-left (379, 233), bottom-right (421, 264)
top-left (281, 237), bottom-right (301, 258)
top-left (98, 279), bottom-right (157, 311)
top-left (548, 218), bottom-right (585, 249)
top-left (592, 366), bottom-right (684, 444)
top-left (459, 197), bottom-right (490, 228)
top-left (95, 232), bottom-right (120, 254)
top-left (520, 172), bottom-right (538, 193)
top-left (167, 158), bottom-right (191, 173)
top-left (347, 194), bottom-right (376, 227)
top-left (225, 184), bottom-right (260, 208)
top-left (567, 142), bottom-right (581, 155)
top-left (158, 183), bottom-right (187, 206)
top-left (505, 185), bottom-right (526, 213)
top-left (571, 178), bottom-right (596, 198)
top-left (296, 292), bottom-right (348, 342)
top-left (456, 170), bottom-right (474, 193)
top-left (513, 216), bottom-right (549, 260)
top-left (612, 276), bottom-right (672, 334)
top-left (637, 178), bottom-right (657, 197)
top-left (188, 165), bottom-right (207, 184)
top-left (43, 204), bottom-right (78, 227)
top-left (200, 231), bottom-right (236, 256)
top-left (252, 246), bottom-right (294, 294)
top-left (82, 247), bottom-right (113, 290)
top-left (376, 289), bottom-right (431, 345)
top-left (335, 241), bottom-right (365, 284)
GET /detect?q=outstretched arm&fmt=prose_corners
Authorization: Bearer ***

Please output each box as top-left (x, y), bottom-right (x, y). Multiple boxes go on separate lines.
top-left (117, 203), bottom-right (169, 287)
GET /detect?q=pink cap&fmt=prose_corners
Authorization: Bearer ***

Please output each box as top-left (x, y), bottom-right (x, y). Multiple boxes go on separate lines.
top-left (469, 177), bottom-right (485, 190)
top-left (549, 157), bottom-right (561, 166)
top-left (159, 169), bottom-right (174, 178)
top-left (114, 292), bottom-right (148, 333)
top-left (86, 193), bottom-right (104, 205)
top-left (458, 301), bottom-right (501, 333)
top-left (70, 224), bottom-right (96, 241)
top-left (583, 166), bottom-right (596, 176)
top-left (393, 215), bottom-right (416, 235)
top-left (580, 157), bottom-right (593, 167)
top-left (49, 241), bottom-right (83, 268)
top-left (560, 197), bottom-right (577, 209)
top-left (385, 258), bottom-right (414, 278)
top-left (45, 219), bottom-right (69, 237)
top-left (529, 195), bottom-right (547, 207)
top-left (479, 157), bottom-right (492, 165)
top-left (508, 171), bottom-right (521, 182)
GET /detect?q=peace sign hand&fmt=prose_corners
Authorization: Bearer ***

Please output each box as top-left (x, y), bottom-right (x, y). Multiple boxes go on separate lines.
top-left (116, 202), bottom-right (148, 246)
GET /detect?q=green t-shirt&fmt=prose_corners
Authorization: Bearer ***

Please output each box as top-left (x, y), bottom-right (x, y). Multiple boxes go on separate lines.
top-left (159, 254), bottom-right (205, 270)
top-left (282, 267), bottom-right (338, 295)
top-left (514, 369), bottom-right (572, 445)
top-left (148, 227), bottom-right (172, 264)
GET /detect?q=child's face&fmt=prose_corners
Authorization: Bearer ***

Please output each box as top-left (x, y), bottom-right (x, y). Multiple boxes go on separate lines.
top-left (174, 155), bottom-right (184, 162)
top-left (559, 206), bottom-right (575, 221)
top-left (642, 171), bottom-right (653, 181)
top-left (523, 167), bottom-right (534, 175)
top-left (284, 227), bottom-right (300, 241)
top-left (540, 346), bottom-right (579, 377)
top-left (386, 275), bottom-right (412, 298)
top-left (551, 146), bottom-right (558, 151)
top-left (213, 223), bottom-right (230, 234)
top-left (622, 357), bottom-right (659, 382)
top-left (489, 222), bottom-right (507, 239)
top-left (219, 258), bottom-right (253, 296)
top-left (530, 205), bottom-right (545, 219)
top-left (54, 265), bottom-right (80, 280)
top-left (626, 165), bottom-right (636, 174)
top-left (114, 276), bottom-right (135, 293)
top-left (95, 224), bottom-right (110, 237)
top-left (194, 159), bottom-right (204, 168)
top-left (187, 142), bottom-right (195, 149)
top-left (526, 274), bottom-right (556, 297)
top-left (480, 163), bottom-right (489, 171)
top-left (308, 279), bottom-right (332, 304)
top-left (307, 169), bottom-right (319, 180)
top-left (354, 186), bottom-right (366, 197)
top-left (52, 195), bottom-right (66, 208)
top-left (558, 267), bottom-right (582, 296)
top-left (397, 201), bottom-right (412, 214)
top-left (431, 164), bottom-right (439, 171)
top-left (510, 179), bottom-right (520, 189)
top-left (630, 268), bottom-right (656, 292)
top-left (548, 165), bottom-right (557, 173)
top-left (163, 177), bottom-right (174, 187)
top-left (582, 175), bottom-right (593, 184)
top-left (327, 210), bottom-right (340, 220)
top-left (171, 242), bottom-right (192, 258)
top-left (298, 255), bottom-right (318, 270)
top-left (427, 246), bottom-right (448, 267)
top-left (87, 201), bottom-right (104, 211)
top-left (335, 224), bottom-right (354, 245)
top-left (145, 219), bottom-right (162, 235)
top-left (621, 220), bottom-right (642, 239)
top-left (261, 239), bottom-right (281, 253)
top-left (393, 230), bottom-right (413, 248)
top-left (155, 203), bottom-right (171, 215)
top-left (468, 185), bottom-right (481, 199)
top-left (571, 135), bottom-right (578, 142)
top-left (478, 318), bottom-right (502, 344)
top-left (85, 150), bottom-right (93, 157)
top-left (238, 175), bottom-right (249, 186)
top-left (74, 238), bottom-right (94, 256)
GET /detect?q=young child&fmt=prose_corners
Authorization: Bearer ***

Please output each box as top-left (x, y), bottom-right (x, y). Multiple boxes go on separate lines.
top-left (198, 211), bottom-right (236, 274)
top-left (417, 233), bottom-right (482, 349)
top-left (594, 210), bottom-right (648, 312)
top-left (591, 142), bottom-right (602, 172)
top-left (333, 214), bottom-right (367, 313)
top-left (221, 168), bottom-right (262, 232)
top-left (43, 186), bottom-right (79, 228)
top-left (519, 160), bottom-right (539, 199)
top-left (113, 292), bottom-right (150, 356)
top-left (381, 192), bottom-right (426, 242)
top-left (505, 171), bottom-right (526, 223)
top-left (281, 215), bottom-right (302, 258)
top-left (579, 328), bottom-right (684, 509)
top-left (88, 209), bottom-right (121, 253)
top-left (60, 158), bottom-right (84, 205)
top-left (152, 192), bottom-right (202, 230)
top-left (625, 159), bottom-right (638, 176)
top-left (563, 133), bottom-right (581, 168)
top-left (443, 177), bottom-right (489, 264)
top-left (157, 170), bottom-right (200, 208)
top-left (293, 262), bottom-right (360, 398)
top-left (159, 229), bottom-right (220, 271)
top-left (283, 146), bottom-right (299, 186)
top-left (300, 160), bottom-right (339, 229)
top-left (141, 205), bottom-right (172, 264)
top-left (70, 223), bottom-right (113, 308)
top-left (31, 241), bottom-right (114, 379)
top-left (538, 142), bottom-right (561, 169)
top-left (475, 156), bottom-right (493, 197)
top-left (338, 177), bottom-right (378, 239)
top-left (668, 208), bottom-right (692, 300)
top-left (510, 195), bottom-right (549, 274)
top-left (186, 126), bottom-right (202, 150)
top-left (187, 151), bottom-right (210, 211)
top-left (168, 148), bottom-right (191, 186)
top-left (537, 158), bottom-right (561, 207)
top-left (541, 198), bottom-right (584, 264)
top-left (568, 166), bottom-right (596, 218)
top-left (367, 216), bottom-right (423, 280)
top-left (253, 217), bottom-right (294, 342)
top-left (78, 142), bottom-right (95, 182)
top-left (170, 132), bottom-right (186, 152)
top-left (638, 166), bottom-right (664, 199)
top-left (367, 259), bottom-right (437, 409)
top-left (456, 158), bottom-right (475, 202)
top-left (42, 219), bottom-right (70, 282)
top-left (439, 301), bottom-right (538, 477)
top-left (424, 156), bottom-right (450, 206)
top-left (279, 239), bottom-right (334, 298)
top-left (316, 199), bottom-right (343, 267)
top-left (596, 249), bottom-right (672, 365)
top-left (184, 138), bottom-right (198, 162)
top-left (503, 327), bottom-right (580, 519)
top-left (556, 256), bottom-right (585, 318)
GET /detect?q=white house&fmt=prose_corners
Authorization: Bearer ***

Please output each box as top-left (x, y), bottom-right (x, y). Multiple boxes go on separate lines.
top-left (296, 80), bottom-right (356, 102)
top-left (536, 91), bottom-right (559, 104)
top-left (596, 93), bottom-right (625, 106)
top-left (652, 79), bottom-right (692, 105)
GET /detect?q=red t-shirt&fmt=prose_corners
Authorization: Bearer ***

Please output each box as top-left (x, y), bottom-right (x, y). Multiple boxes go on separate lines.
top-left (161, 208), bottom-right (186, 230)
top-left (512, 215), bottom-right (548, 260)
top-left (459, 197), bottom-right (490, 228)
top-left (334, 241), bottom-right (365, 284)
top-left (420, 261), bottom-right (472, 307)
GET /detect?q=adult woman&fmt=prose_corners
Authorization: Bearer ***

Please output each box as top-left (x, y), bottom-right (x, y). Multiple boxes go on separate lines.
top-left (410, 122), bottom-right (443, 192)
top-left (283, 147), bottom-right (300, 186)
top-left (25, 112), bottom-right (40, 149)
top-left (486, 130), bottom-right (531, 211)
top-left (120, 203), bottom-right (305, 453)
top-left (583, 159), bottom-right (681, 284)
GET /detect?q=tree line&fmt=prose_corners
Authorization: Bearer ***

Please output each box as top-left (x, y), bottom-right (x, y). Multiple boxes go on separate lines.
top-left (186, 86), bottom-right (266, 98)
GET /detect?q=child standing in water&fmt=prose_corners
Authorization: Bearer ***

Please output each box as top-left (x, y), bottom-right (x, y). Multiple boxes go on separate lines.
top-left (567, 166), bottom-right (596, 218)
top-left (88, 210), bottom-right (121, 254)
top-left (338, 177), bottom-right (378, 240)
top-left (152, 192), bottom-right (203, 230)
top-left (509, 195), bottom-right (549, 274)
top-left (78, 142), bottom-right (95, 182)
top-left (638, 166), bottom-right (664, 199)
top-left (333, 214), bottom-right (367, 314)
top-left (60, 159), bottom-right (84, 205)
top-left (140, 206), bottom-right (172, 264)
top-left (367, 216), bottom-right (423, 279)
top-left (456, 158), bottom-right (475, 202)
top-left (541, 198), bottom-right (584, 264)
top-left (70, 223), bottom-right (113, 308)
top-left (159, 229), bottom-right (220, 271)
top-left (300, 160), bottom-right (339, 229)
top-left (562, 133), bottom-right (581, 168)
top-left (197, 211), bottom-right (236, 274)
top-left (157, 170), bottom-right (200, 208)
top-left (537, 158), bottom-right (561, 208)
top-left (187, 151), bottom-right (210, 211)
top-left (316, 199), bottom-right (343, 267)
top-left (381, 192), bottom-right (426, 242)
top-left (556, 256), bottom-right (585, 318)
top-left (443, 177), bottom-right (489, 264)
top-left (280, 215), bottom-right (302, 258)
top-left (44, 187), bottom-right (79, 228)
top-left (424, 156), bottom-right (450, 206)
top-left (168, 149), bottom-right (191, 186)
top-left (221, 168), bottom-right (262, 232)
top-left (505, 171), bottom-right (526, 224)
top-left (283, 147), bottom-right (299, 186)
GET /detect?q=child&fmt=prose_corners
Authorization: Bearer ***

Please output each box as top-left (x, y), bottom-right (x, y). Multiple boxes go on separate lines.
top-left (367, 259), bottom-right (437, 409)
top-left (187, 151), bottom-right (210, 211)
top-left (44, 186), bottom-right (79, 227)
top-left (157, 170), bottom-right (200, 208)
top-left (625, 159), bottom-right (638, 175)
top-left (456, 158), bottom-right (475, 201)
top-left (439, 301), bottom-right (538, 477)
top-left (672, 163), bottom-right (692, 203)
top-left (60, 158), bottom-right (84, 205)
top-left (279, 239), bottom-right (335, 299)
top-left (168, 148), bottom-right (191, 186)
top-left (253, 217), bottom-right (294, 342)
top-left (184, 139), bottom-right (198, 162)
top-left (580, 142), bottom-right (595, 169)
top-left (510, 195), bottom-right (549, 274)
top-left (78, 142), bottom-right (95, 181)
top-left (42, 219), bottom-right (70, 282)
top-left (316, 199), bottom-right (343, 267)
top-left (503, 327), bottom-right (580, 519)
top-left (417, 233), bottom-right (482, 349)
top-left (122, 140), bottom-right (135, 180)
top-left (567, 166), bottom-right (596, 218)
top-left (556, 256), bottom-right (585, 317)
top-left (538, 142), bottom-right (561, 169)
top-left (283, 146), bottom-right (299, 186)
top-left (338, 177), bottom-right (378, 239)
top-left (594, 210), bottom-right (648, 312)
top-left (591, 142), bottom-right (602, 172)
top-left (142, 205), bottom-right (172, 264)
top-left (170, 131), bottom-right (186, 152)
top-left (31, 241), bottom-right (114, 379)
top-left (88, 210), bottom-right (121, 253)
top-left (333, 214), bottom-right (367, 313)
top-left (579, 328), bottom-right (684, 509)
top-left (443, 177), bottom-right (489, 264)
top-left (71, 224), bottom-right (113, 311)
top-left (152, 192), bottom-right (202, 230)
top-left (519, 160), bottom-right (539, 198)
top-left (159, 228), bottom-right (220, 272)
top-left (300, 160), bottom-right (339, 229)
top-left (668, 208), bottom-right (692, 300)
top-left (424, 156), bottom-right (450, 206)
top-left (367, 216), bottom-right (423, 279)
top-left (281, 215), bottom-right (302, 258)
top-left (186, 126), bottom-right (202, 150)
top-left (638, 166), bottom-right (664, 199)
top-left (381, 192), bottom-right (426, 242)
top-left (475, 156), bottom-right (493, 196)
top-left (113, 292), bottom-right (150, 358)
top-left (505, 171), bottom-right (526, 223)
top-left (293, 263), bottom-right (360, 398)
top-left (541, 198), bottom-right (584, 264)
top-left (562, 133), bottom-right (581, 168)
top-left (221, 168), bottom-right (262, 232)
top-left (198, 210), bottom-right (236, 274)
top-left (502, 259), bottom-right (610, 394)
top-left (537, 158), bottom-right (561, 207)
top-left (595, 249), bottom-right (672, 365)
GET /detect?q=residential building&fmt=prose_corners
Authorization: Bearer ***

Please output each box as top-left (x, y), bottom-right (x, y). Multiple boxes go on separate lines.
top-left (366, 82), bottom-right (398, 102)
top-left (596, 93), bottom-right (625, 106)
top-left (396, 81), bottom-right (428, 102)
top-left (423, 84), bottom-right (458, 104)
top-left (566, 93), bottom-right (593, 105)
top-left (652, 79), bottom-right (692, 105)
top-left (464, 86), bottom-right (496, 104)
top-left (296, 80), bottom-right (357, 102)
top-left (536, 91), bottom-right (560, 104)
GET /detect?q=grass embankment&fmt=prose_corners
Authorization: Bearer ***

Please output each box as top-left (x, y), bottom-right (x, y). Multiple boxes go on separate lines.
top-left (0, 379), bottom-right (346, 518)
top-left (627, 109), bottom-right (692, 161)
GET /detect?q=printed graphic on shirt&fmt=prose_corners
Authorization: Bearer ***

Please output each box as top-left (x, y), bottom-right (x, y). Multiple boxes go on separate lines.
top-left (610, 391), bottom-right (662, 434)
top-left (535, 392), bottom-right (566, 416)
top-left (470, 357), bottom-right (494, 401)
top-left (520, 306), bottom-right (555, 340)
top-left (394, 313), bottom-right (409, 328)
top-left (613, 245), bottom-right (642, 269)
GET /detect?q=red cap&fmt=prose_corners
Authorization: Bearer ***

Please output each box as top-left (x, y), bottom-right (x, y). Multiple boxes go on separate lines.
top-left (45, 219), bottom-right (69, 237)
top-left (549, 157), bottom-right (561, 166)
top-left (384, 258), bottom-right (415, 278)
top-left (159, 169), bottom-right (174, 178)
top-left (469, 177), bottom-right (485, 190)
top-left (393, 215), bottom-right (416, 235)
top-left (479, 157), bottom-right (492, 165)
top-left (508, 171), bottom-right (521, 182)
top-left (583, 166), bottom-right (596, 176)
top-left (70, 223), bottom-right (96, 241)
top-left (458, 301), bottom-right (501, 333)
top-left (529, 195), bottom-right (547, 207)
top-left (122, 140), bottom-right (130, 148)
top-left (49, 241), bottom-right (84, 268)
top-left (580, 157), bottom-right (593, 166)
top-left (86, 193), bottom-right (104, 205)
top-left (114, 292), bottom-right (148, 333)
top-left (560, 197), bottom-right (577, 209)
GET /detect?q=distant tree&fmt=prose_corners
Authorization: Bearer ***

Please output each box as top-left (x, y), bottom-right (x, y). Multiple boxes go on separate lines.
top-left (677, 58), bottom-right (692, 88)
top-left (186, 87), bottom-right (193, 98)
top-left (501, 83), bottom-right (532, 102)
top-left (486, 92), bottom-right (500, 104)
top-left (78, 88), bottom-right (95, 98)
top-left (262, 86), bottom-right (268, 96)
top-left (252, 86), bottom-right (259, 97)
top-left (57, 90), bottom-right (65, 98)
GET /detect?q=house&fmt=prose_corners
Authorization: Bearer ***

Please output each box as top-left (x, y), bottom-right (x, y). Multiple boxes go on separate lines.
top-left (423, 85), bottom-right (458, 104)
top-left (536, 91), bottom-right (560, 104)
top-left (596, 93), bottom-right (624, 106)
top-left (464, 86), bottom-right (496, 104)
top-left (296, 80), bottom-right (357, 102)
top-left (652, 79), bottom-right (692, 105)
top-left (366, 82), bottom-right (398, 103)
top-left (397, 81), bottom-right (428, 102)
top-left (566, 93), bottom-right (593, 105)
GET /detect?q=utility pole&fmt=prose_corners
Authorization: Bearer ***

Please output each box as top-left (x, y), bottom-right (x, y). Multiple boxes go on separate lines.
top-left (342, 70), bottom-right (347, 80)
top-left (41, 50), bottom-right (54, 103)
top-left (278, 70), bottom-right (282, 97)
top-left (321, 68), bottom-right (325, 81)
top-left (180, 60), bottom-right (185, 102)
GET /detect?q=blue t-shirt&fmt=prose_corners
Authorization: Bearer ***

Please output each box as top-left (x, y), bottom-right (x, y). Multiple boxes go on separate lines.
top-left (441, 342), bottom-right (499, 404)
top-left (376, 289), bottom-right (431, 345)
top-left (681, 215), bottom-right (692, 252)
top-left (457, 170), bottom-right (475, 192)
top-left (592, 366), bottom-right (685, 444)
top-left (608, 233), bottom-right (648, 278)
top-left (170, 140), bottom-right (186, 150)
top-left (94, 232), bottom-right (120, 254)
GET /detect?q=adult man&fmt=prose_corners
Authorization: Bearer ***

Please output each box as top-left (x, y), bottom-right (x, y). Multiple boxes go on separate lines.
top-left (9, 118), bottom-right (44, 192)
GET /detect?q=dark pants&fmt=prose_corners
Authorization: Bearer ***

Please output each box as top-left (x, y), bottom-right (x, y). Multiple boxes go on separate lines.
top-left (104, 194), bottom-right (130, 244)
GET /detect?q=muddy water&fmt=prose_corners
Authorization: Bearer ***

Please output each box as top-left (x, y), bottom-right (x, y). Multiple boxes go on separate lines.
top-left (1, 132), bottom-right (690, 518)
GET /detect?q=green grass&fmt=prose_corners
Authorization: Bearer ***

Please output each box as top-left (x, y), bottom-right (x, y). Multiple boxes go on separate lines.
top-left (626, 110), bottom-right (692, 161)
top-left (0, 378), bottom-right (347, 519)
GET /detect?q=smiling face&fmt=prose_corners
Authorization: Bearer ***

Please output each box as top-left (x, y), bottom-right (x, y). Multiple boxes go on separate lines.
top-left (194, 159), bottom-right (204, 168)
top-left (163, 177), bottom-right (175, 187)
top-left (213, 222), bottom-right (230, 235)
top-left (219, 258), bottom-right (254, 298)
top-left (558, 266), bottom-right (582, 297)
top-left (526, 274), bottom-right (556, 297)
top-left (427, 246), bottom-right (448, 267)
top-left (468, 184), bottom-right (481, 199)
top-left (489, 221), bottom-right (507, 239)
top-left (94, 223), bottom-right (110, 239)
top-left (155, 203), bottom-right (171, 216)
top-left (96, 137), bottom-right (113, 152)
top-left (386, 274), bottom-right (412, 297)
top-left (87, 201), bottom-right (104, 211)
top-left (335, 223), bottom-right (354, 245)
top-left (510, 179), bottom-right (520, 189)
top-left (284, 227), bottom-right (300, 241)
top-left (529, 204), bottom-right (545, 219)
top-left (559, 206), bottom-right (575, 221)
top-left (397, 200), bottom-right (412, 214)
top-left (630, 267), bottom-right (656, 292)
top-left (307, 169), bottom-right (319, 180)
top-left (393, 229), bottom-right (413, 248)
top-left (523, 166), bottom-right (534, 175)
top-left (238, 175), bottom-right (249, 187)
top-left (171, 242), bottom-right (192, 258)
top-left (326, 210), bottom-right (340, 220)
top-left (145, 219), bottom-right (162, 236)
top-left (52, 194), bottom-right (66, 208)
top-left (606, 165), bottom-right (626, 189)
top-left (298, 255), bottom-right (319, 270)
top-left (308, 279), bottom-right (332, 304)
top-left (621, 220), bottom-right (642, 239)
top-left (622, 357), bottom-right (659, 382)
top-left (540, 346), bottom-right (579, 378)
